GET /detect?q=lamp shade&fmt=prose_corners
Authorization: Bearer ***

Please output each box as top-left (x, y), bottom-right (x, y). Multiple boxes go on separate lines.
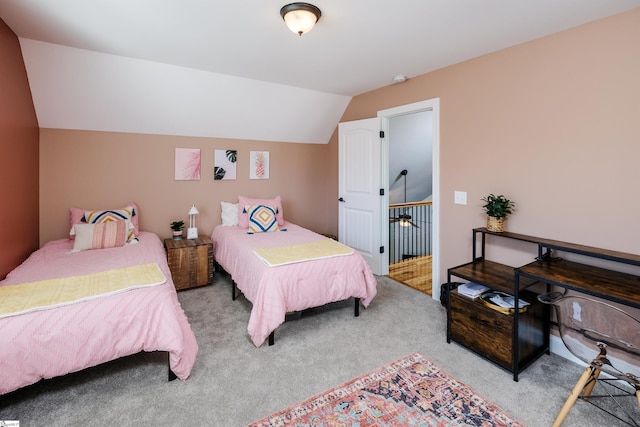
top-left (188, 205), bottom-right (199, 215)
top-left (280, 3), bottom-right (321, 36)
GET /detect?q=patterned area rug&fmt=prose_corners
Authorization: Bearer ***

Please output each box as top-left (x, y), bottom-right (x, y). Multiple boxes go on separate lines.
top-left (248, 352), bottom-right (523, 427)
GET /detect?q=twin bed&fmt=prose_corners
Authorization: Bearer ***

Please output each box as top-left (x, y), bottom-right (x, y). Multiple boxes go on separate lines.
top-left (212, 196), bottom-right (377, 347)
top-left (0, 205), bottom-right (198, 395)
top-left (0, 197), bottom-right (377, 394)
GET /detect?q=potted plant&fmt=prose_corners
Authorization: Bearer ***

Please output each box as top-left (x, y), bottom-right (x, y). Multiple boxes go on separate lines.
top-left (481, 194), bottom-right (515, 232)
top-left (170, 220), bottom-right (185, 240)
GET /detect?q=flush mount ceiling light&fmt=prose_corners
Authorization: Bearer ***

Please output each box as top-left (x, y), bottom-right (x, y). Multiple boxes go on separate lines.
top-left (393, 75), bottom-right (408, 83)
top-left (280, 2), bottom-right (321, 36)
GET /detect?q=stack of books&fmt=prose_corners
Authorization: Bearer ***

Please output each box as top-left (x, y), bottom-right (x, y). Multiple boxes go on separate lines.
top-left (457, 282), bottom-right (489, 298)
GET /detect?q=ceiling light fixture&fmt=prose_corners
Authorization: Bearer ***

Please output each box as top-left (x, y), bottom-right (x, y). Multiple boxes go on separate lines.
top-left (393, 75), bottom-right (408, 83)
top-left (390, 169), bottom-right (419, 228)
top-left (280, 2), bottom-right (321, 36)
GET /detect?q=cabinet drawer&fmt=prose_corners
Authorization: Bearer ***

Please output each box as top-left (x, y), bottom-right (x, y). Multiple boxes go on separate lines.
top-left (450, 291), bottom-right (513, 369)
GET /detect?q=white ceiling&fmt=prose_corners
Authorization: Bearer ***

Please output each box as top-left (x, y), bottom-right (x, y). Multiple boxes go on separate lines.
top-left (1, 0), bottom-right (638, 143)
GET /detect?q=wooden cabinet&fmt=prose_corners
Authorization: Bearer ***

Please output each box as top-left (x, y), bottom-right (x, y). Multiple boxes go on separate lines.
top-left (449, 288), bottom-right (546, 372)
top-left (164, 236), bottom-right (213, 291)
top-left (447, 229), bottom-right (548, 381)
top-left (447, 227), bottom-right (640, 381)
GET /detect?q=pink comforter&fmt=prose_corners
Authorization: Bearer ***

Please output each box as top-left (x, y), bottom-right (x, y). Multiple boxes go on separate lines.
top-left (0, 232), bottom-right (198, 395)
top-left (212, 222), bottom-right (377, 347)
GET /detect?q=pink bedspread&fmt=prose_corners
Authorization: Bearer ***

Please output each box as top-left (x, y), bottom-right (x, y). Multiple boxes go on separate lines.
top-left (212, 222), bottom-right (377, 347)
top-left (0, 232), bottom-right (198, 395)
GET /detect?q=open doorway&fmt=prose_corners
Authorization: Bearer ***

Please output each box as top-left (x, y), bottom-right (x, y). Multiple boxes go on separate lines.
top-left (387, 111), bottom-right (433, 295)
top-left (378, 98), bottom-right (440, 302)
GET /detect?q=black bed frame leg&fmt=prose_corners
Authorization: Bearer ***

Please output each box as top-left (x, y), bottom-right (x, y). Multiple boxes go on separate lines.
top-left (168, 353), bottom-right (177, 381)
top-left (232, 281), bottom-right (237, 301)
top-left (354, 297), bottom-right (360, 317)
top-left (268, 331), bottom-right (275, 346)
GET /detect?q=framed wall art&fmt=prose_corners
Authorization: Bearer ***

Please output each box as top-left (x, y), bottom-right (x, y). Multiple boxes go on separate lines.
top-left (250, 151), bottom-right (269, 180)
top-left (174, 148), bottom-right (201, 181)
top-left (214, 149), bottom-right (237, 180)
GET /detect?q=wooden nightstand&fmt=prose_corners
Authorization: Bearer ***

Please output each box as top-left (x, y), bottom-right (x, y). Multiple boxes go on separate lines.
top-left (164, 236), bottom-right (213, 291)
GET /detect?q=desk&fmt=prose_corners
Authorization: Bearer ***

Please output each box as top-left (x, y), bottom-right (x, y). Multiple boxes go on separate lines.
top-left (516, 259), bottom-right (640, 309)
top-left (447, 228), bottom-right (640, 381)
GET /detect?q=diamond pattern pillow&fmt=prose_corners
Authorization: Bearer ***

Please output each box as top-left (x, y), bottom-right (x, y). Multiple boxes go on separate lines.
top-left (246, 205), bottom-right (280, 233)
top-left (81, 207), bottom-right (137, 243)
top-left (238, 196), bottom-right (284, 229)
top-left (69, 203), bottom-right (139, 240)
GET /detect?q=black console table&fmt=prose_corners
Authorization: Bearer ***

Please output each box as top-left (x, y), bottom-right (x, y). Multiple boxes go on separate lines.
top-left (447, 228), bottom-right (640, 381)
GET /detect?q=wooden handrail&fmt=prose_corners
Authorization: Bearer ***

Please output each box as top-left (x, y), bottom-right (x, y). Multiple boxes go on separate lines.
top-left (389, 200), bottom-right (432, 209)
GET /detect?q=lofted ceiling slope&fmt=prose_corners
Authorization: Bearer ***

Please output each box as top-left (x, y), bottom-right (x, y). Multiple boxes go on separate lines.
top-left (1, 1), bottom-right (638, 143)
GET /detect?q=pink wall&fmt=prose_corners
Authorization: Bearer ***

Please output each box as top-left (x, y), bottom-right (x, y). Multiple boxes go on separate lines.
top-left (33, 8), bottom-right (640, 287)
top-left (335, 8), bottom-right (640, 282)
top-left (39, 130), bottom-right (334, 245)
top-left (0, 19), bottom-right (39, 280)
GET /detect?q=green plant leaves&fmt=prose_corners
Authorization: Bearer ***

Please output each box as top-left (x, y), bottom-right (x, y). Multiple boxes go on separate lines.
top-left (481, 194), bottom-right (514, 218)
top-left (170, 220), bottom-right (184, 231)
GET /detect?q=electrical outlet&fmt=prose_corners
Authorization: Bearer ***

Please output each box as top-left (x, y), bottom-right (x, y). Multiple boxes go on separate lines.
top-left (454, 191), bottom-right (467, 205)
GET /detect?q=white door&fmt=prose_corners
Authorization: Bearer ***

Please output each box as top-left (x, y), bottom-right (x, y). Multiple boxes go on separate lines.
top-left (338, 118), bottom-right (384, 275)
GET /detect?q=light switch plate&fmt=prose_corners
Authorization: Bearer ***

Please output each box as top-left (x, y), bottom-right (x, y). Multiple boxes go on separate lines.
top-left (454, 191), bottom-right (467, 205)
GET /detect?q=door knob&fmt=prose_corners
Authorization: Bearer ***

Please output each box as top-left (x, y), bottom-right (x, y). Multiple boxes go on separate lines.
top-left (338, 197), bottom-right (345, 202)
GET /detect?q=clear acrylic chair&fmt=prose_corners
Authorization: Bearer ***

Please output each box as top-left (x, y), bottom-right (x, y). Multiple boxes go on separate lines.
top-left (538, 292), bottom-right (640, 426)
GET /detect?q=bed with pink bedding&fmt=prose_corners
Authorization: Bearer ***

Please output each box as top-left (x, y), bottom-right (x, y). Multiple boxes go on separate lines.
top-left (0, 231), bottom-right (198, 395)
top-left (212, 222), bottom-right (377, 347)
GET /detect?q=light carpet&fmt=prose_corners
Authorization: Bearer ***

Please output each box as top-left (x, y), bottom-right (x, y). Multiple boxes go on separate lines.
top-left (0, 273), bottom-right (635, 426)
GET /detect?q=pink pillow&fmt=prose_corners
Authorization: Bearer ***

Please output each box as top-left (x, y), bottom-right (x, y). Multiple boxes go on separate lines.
top-left (71, 221), bottom-right (129, 252)
top-left (238, 196), bottom-right (284, 229)
top-left (69, 202), bottom-right (140, 239)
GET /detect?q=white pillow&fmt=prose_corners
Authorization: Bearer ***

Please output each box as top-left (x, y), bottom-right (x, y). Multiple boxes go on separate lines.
top-left (221, 201), bottom-right (239, 226)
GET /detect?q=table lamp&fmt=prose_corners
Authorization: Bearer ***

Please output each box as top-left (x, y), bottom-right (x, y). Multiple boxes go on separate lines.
top-left (187, 204), bottom-right (199, 239)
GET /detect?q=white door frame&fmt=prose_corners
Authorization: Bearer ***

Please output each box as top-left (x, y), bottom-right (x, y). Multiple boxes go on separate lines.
top-left (378, 98), bottom-right (441, 302)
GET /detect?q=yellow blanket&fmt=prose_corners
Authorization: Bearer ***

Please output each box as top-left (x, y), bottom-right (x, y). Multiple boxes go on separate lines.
top-left (253, 238), bottom-right (354, 267)
top-left (0, 263), bottom-right (166, 318)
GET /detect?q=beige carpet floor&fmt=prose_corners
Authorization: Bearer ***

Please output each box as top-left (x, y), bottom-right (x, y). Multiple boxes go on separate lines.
top-left (1, 272), bottom-right (637, 426)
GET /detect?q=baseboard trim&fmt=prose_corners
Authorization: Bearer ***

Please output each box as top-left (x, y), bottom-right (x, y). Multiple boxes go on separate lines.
top-left (549, 334), bottom-right (582, 365)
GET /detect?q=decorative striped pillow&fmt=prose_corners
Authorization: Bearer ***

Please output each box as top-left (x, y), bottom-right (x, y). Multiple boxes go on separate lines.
top-left (81, 207), bottom-right (137, 243)
top-left (246, 205), bottom-right (280, 233)
top-left (71, 220), bottom-right (129, 252)
top-left (69, 203), bottom-right (139, 240)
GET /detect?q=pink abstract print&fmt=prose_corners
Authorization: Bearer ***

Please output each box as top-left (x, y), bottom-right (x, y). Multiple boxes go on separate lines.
top-left (175, 148), bottom-right (201, 180)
